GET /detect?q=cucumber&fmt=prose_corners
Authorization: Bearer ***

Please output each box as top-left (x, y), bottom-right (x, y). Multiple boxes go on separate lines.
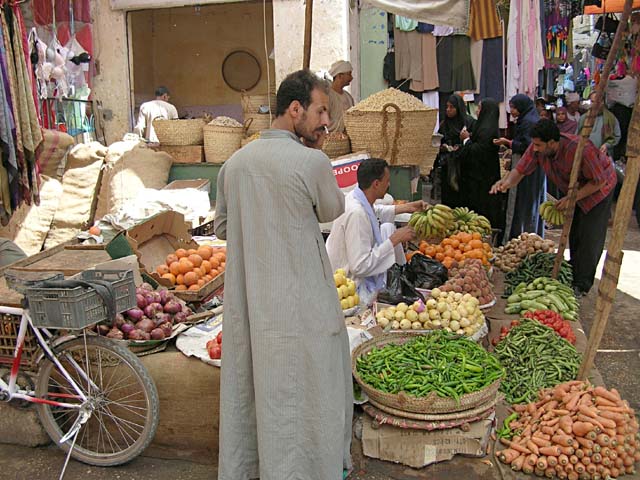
top-left (505, 304), bottom-right (521, 314)
top-left (522, 290), bottom-right (546, 300)
top-left (521, 300), bottom-right (548, 310)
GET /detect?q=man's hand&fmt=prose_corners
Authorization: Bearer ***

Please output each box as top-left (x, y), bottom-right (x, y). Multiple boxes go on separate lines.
top-left (599, 144), bottom-right (608, 154)
top-left (460, 128), bottom-right (470, 142)
top-left (397, 200), bottom-right (428, 214)
top-left (490, 178), bottom-right (509, 194)
top-left (390, 226), bottom-right (416, 246)
top-left (555, 196), bottom-right (570, 211)
top-left (493, 137), bottom-right (511, 147)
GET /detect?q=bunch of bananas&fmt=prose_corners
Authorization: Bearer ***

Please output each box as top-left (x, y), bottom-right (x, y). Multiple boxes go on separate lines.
top-left (448, 207), bottom-right (492, 235)
top-left (540, 200), bottom-right (565, 226)
top-left (408, 204), bottom-right (454, 238)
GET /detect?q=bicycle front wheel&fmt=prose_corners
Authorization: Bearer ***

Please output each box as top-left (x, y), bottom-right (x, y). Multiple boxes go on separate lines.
top-left (35, 335), bottom-right (159, 466)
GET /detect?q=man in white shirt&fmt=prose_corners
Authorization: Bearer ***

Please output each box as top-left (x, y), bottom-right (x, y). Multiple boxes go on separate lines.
top-left (134, 86), bottom-right (179, 143)
top-left (326, 158), bottom-right (426, 304)
top-left (327, 60), bottom-right (355, 133)
top-left (565, 92), bottom-right (582, 123)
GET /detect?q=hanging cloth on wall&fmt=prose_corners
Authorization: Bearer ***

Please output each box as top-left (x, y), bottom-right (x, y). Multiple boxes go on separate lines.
top-left (410, 32), bottom-right (439, 91)
top-left (436, 35), bottom-right (476, 92)
top-left (470, 39), bottom-right (483, 94)
top-left (480, 35), bottom-right (505, 101)
top-left (395, 15), bottom-right (418, 32)
top-left (468, 0), bottom-right (503, 40)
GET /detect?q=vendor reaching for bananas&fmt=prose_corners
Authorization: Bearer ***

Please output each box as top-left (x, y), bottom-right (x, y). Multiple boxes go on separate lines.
top-left (326, 158), bottom-right (427, 305)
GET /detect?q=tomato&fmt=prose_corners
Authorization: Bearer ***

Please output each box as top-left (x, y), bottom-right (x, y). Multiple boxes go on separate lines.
top-left (208, 344), bottom-right (222, 359)
top-left (216, 331), bottom-right (223, 345)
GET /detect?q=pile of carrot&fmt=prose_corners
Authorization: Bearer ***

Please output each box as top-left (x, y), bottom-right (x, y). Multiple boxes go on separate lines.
top-left (496, 381), bottom-right (639, 479)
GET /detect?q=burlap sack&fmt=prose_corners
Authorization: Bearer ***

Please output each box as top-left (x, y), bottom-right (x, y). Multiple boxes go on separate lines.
top-left (0, 175), bottom-right (63, 255)
top-left (44, 142), bottom-right (107, 249)
top-left (94, 141), bottom-right (173, 219)
top-left (35, 129), bottom-right (75, 179)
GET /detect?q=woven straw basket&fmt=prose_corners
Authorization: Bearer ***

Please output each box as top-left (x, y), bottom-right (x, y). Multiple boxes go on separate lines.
top-left (153, 118), bottom-right (206, 146)
top-left (352, 332), bottom-right (501, 415)
top-left (203, 120), bottom-right (249, 164)
top-left (344, 103), bottom-right (437, 169)
top-left (322, 134), bottom-right (351, 158)
top-left (241, 91), bottom-right (277, 115)
top-left (244, 113), bottom-right (272, 136)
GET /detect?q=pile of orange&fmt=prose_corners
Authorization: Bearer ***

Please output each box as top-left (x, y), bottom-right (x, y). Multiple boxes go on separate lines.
top-left (407, 232), bottom-right (492, 269)
top-left (156, 245), bottom-right (226, 291)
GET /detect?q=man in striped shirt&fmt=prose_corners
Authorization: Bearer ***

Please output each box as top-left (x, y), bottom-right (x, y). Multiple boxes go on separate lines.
top-left (491, 119), bottom-right (616, 297)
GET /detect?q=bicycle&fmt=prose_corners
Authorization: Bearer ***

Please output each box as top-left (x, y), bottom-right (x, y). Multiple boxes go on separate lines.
top-left (0, 269), bottom-right (159, 477)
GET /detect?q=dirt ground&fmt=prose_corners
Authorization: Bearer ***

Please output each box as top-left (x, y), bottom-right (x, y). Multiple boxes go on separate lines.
top-left (0, 221), bottom-right (638, 479)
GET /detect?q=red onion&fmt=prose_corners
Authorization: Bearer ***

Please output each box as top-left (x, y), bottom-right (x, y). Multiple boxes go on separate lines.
top-left (158, 289), bottom-right (172, 305)
top-left (163, 300), bottom-right (182, 314)
top-left (106, 328), bottom-right (124, 340)
top-left (148, 291), bottom-right (162, 304)
top-left (114, 313), bottom-right (126, 328)
top-left (136, 293), bottom-right (147, 309)
top-left (125, 307), bottom-right (144, 321)
top-left (144, 302), bottom-right (163, 319)
top-left (128, 329), bottom-right (146, 341)
top-left (138, 283), bottom-right (154, 292)
top-left (150, 328), bottom-right (166, 340)
top-left (154, 313), bottom-right (171, 325)
top-left (121, 322), bottom-right (135, 335)
top-left (173, 311), bottom-right (188, 323)
top-left (159, 322), bottom-right (173, 337)
top-left (136, 318), bottom-right (156, 333)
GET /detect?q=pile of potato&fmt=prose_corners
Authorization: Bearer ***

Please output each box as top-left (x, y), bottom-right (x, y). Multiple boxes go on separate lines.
top-left (439, 259), bottom-right (495, 306)
top-left (495, 233), bottom-right (555, 272)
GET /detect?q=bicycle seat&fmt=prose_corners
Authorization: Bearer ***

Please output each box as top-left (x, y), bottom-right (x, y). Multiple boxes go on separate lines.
top-left (4, 270), bottom-right (64, 294)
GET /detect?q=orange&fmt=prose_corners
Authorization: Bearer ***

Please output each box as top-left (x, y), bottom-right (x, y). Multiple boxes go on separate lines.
top-left (175, 284), bottom-right (187, 291)
top-left (220, 262), bottom-right (225, 268)
top-left (156, 264), bottom-right (170, 276)
top-left (435, 252), bottom-right (445, 262)
top-left (442, 238), bottom-right (452, 246)
top-left (169, 262), bottom-right (181, 276)
top-left (188, 254), bottom-right (203, 267)
top-left (470, 239), bottom-right (483, 249)
top-left (184, 271), bottom-right (198, 286)
top-left (178, 259), bottom-right (194, 274)
top-left (451, 239), bottom-right (460, 249)
top-left (193, 267), bottom-right (204, 278)
top-left (218, 265), bottom-right (225, 272)
top-left (471, 232), bottom-right (482, 240)
top-left (188, 284), bottom-right (200, 291)
top-left (176, 248), bottom-right (188, 259)
top-left (203, 274), bottom-right (213, 282)
top-left (210, 269), bottom-right (219, 277)
top-left (187, 249), bottom-right (198, 256)
top-left (89, 225), bottom-right (101, 236)
top-left (197, 279), bottom-right (205, 287)
top-left (454, 252), bottom-right (463, 262)
top-left (201, 260), bottom-right (212, 273)
top-left (197, 246), bottom-right (213, 260)
top-left (176, 274), bottom-right (185, 285)
top-left (209, 257), bottom-right (220, 269)
top-left (166, 253), bottom-right (179, 266)
top-left (161, 273), bottom-right (176, 285)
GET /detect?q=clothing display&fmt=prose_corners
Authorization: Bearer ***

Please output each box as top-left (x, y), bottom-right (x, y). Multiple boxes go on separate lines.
top-left (468, 0), bottom-right (503, 41)
top-left (394, 28), bottom-right (423, 88)
top-left (437, 35), bottom-right (476, 93)
top-left (214, 129), bottom-right (352, 480)
top-left (411, 33), bottom-right (439, 91)
top-left (480, 36), bottom-right (505, 100)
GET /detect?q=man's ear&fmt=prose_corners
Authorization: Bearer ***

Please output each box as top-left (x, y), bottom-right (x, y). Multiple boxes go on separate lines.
top-left (288, 100), bottom-right (302, 119)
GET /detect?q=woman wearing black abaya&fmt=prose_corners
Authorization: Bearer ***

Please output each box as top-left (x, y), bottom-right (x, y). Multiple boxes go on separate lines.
top-left (458, 97), bottom-right (505, 237)
top-left (436, 94), bottom-right (475, 207)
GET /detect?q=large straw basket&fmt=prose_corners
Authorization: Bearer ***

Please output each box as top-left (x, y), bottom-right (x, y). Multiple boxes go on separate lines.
top-left (153, 118), bottom-right (206, 146)
top-left (344, 103), bottom-right (437, 169)
top-left (241, 91), bottom-right (277, 115)
top-left (203, 120), bottom-right (248, 164)
top-left (352, 332), bottom-right (501, 415)
top-left (244, 113), bottom-right (272, 136)
top-left (322, 134), bottom-right (351, 158)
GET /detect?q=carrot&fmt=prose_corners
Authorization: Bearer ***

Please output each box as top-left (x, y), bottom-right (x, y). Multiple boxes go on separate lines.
top-left (598, 405), bottom-right (630, 413)
top-left (586, 464), bottom-right (597, 475)
top-left (558, 454), bottom-right (569, 465)
top-left (541, 417), bottom-right (560, 427)
top-left (567, 471), bottom-right (578, 480)
top-left (553, 409), bottom-right (571, 416)
top-left (574, 463), bottom-right (585, 474)
top-left (514, 404), bottom-right (528, 413)
top-left (575, 437), bottom-right (594, 449)
top-left (526, 453), bottom-right (539, 466)
top-left (531, 436), bottom-right (552, 448)
top-left (572, 421), bottom-right (595, 438)
top-left (552, 434), bottom-right (575, 447)
top-left (556, 470), bottom-right (568, 480)
top-left (603, 427), bottom-right (617, 438)
top-left (537, 456), bottom-right (548, 470)
top-left (610, 467), bottom-right (620, 477)
top-left (554, 383), bottom-right (572, 400)
top-left (625, 465), bottom-right (636, 474)
top-left (580, 455), bottom-right (591, 465)
top-left (527, 440), bottom-right (540, 456)
top-left (534, 467), bottom-right (545, 477)
top-left (602, 456), bottom-right (612, 467)
top-left (592, 453), bottom-right (602, 463)
top-left (522, 464), bottom-right (534, 475)
top-left (594, 386), bottom-right (621, 404)
top-left (596, 434), bottom-right (610, 447)
top-left (527, 403), bottom-right (537, 415)
top-left (593, 415), bottom-right (617, 430)
top-left (577, 414), bottom-right (605, 431)
top-left (575, 448), bottom-right (584, 459)
top-left (610, 388), bottom-right (622, 401)
top-left (541, 426), bottom-right (556, 436)
top-left (583, 448), bottom-right (593, 457)
top-left (565, 462), bottom-right (575, 473)
top-left (601, 447), bottom-right (611, 458)
top-left (614, 456), bottom-right (624, 469)
top-left (539, 446), bottom-right (561, 457)
top-left (578, 394), bottom-right (593, 407)
top-left (578, 405), bottom-right (600, 419)
top-left (498, 448), bottom-right (521, 464)
top-left (544, 400), bottom-right (559, 411)
top-left (608, 449), bottom-right (618, 460)
top-left (559, 445), bottom-right (575, 456)
top-left (544, 467), bottom-right (555, 478)
top-left (500, 438), bottom-right (531, 454)
top-left (565, 391), bottom-right (588, 411)
top-left (594, 396), bottom-right (618, 408)
top-left (569, 454), bottom-right (579, 464)
top-left (511, 454), bottom-right (525, 471)
top-left (623, 455), bottom-right (635, 467)
top-left (547, 455), bottom-right (558, 467)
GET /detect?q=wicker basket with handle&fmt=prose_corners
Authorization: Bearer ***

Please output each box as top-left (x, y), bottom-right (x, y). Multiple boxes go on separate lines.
top-left (203, 119), bottom-right (250, 164)
top-left (241, 91), bottom-right (277, 115)
top-left (321, 133), bottom-right (351, 158)
top-left (352, 332), bottom-right (501, 414)
top-left (153, 118), bottom-right (206, 146)
top-left (244, 113), bottom-right (272, 136)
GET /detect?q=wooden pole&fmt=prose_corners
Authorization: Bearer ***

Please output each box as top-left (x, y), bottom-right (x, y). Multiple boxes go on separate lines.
top-left (303, 0), bottom-right (314, 69)
top-left (552, 0), bottom-right (633, 279)
top-left (578, 82), bottom-right (640, 380)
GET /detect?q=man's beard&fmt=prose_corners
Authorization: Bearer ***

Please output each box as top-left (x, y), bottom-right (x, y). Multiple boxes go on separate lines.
top-left (294, 112), bottom-right (324, 144)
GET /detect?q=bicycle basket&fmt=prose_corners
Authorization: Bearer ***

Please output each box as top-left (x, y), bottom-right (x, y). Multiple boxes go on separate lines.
top-left (25, 270), bottom-right (136, 330)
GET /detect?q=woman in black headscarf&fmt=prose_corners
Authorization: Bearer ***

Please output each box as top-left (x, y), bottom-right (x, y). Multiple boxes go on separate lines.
top-left (494, 94), bottom-right (546, 241)
top-left (458, 97), bottom-right (504, 234)
top-left (436, 94), bottom-right (475, 207)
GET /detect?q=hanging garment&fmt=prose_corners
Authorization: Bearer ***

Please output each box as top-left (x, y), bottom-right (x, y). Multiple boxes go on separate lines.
top-left (214, 129), bottom-right (352, 480)
top-left (468, 0), bottom-right (503, 40)
top-left (422, 90), bottom-right (440, 132)
top-left (411, 32), bottom-right (439, 91)
top-left (433, 25), bottom-right (455, 36)
top-left (437, 35), bottom-right (476, 92)
top-left (506, 0), bottom-right (544, 98)
top-left (32, 0), bottom-right (91, 26)
top-left (470, 40), bottom-right (483, 94)
top-left (480, 36), bottom-right (505, 100)
top-left (395, 15), bottom-right (418, 32)
top-left (395, 28), bottom-right (423, 87)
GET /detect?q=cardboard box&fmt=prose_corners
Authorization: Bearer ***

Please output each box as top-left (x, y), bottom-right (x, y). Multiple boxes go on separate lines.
top-left (106, 211), bottom-right (224, 302)
top-left (362, 417), bottom-right (493, 468)
top-left (155, 145), bottom-right (204, 163)
top-left (163, 179), bottom-right (210, 193)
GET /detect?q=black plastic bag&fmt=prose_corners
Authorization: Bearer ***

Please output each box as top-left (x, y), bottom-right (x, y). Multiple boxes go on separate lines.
top-left (406, 254), bottom-right (448, 290)
top-left (377, 264), bottom-right (425, 305)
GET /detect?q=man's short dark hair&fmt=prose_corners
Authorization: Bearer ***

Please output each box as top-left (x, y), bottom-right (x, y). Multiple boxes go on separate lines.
top-left (357, 158), bottom-right (389, 189)
top-left (275, 70), bottom-right (330, 117)
top-left (155, 86), bottom-right (170, 97)
top-left (531, 119), bottom-right (561, 142)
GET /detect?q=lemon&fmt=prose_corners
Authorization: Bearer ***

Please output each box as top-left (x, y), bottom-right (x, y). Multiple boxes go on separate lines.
top-left (394, 310), bottom-right (406, 321)
top-left (339, 285), bottom-right (350, 299)
top-left (334, 274), bottom-right (342, 287)
top-left (335, 268), bottom-right (346, 277)
top-left (340, 298), bottom-right (350, 310)
top-left (347, 281), bottom-right (356, 296)
top-left (353, 293), bottom-right (359, 305)
top-left (347, 295), bottom-right (355, 309)
top-left (396, 302), bottom-right (409, 313)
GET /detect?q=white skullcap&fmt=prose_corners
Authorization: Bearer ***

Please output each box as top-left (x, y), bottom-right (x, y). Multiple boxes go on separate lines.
top-left (329, 60), bottom-right (353, 77)
top-left (565, 92), bottom-right (580, 103)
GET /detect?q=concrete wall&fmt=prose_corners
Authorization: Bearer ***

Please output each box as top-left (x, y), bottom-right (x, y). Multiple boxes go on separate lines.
top-left (272, 0), bottom-right (350, 85)
top-left (359, 7), bottom-right (387, 101)
top-left (129, 3), bottom-right (275, 111)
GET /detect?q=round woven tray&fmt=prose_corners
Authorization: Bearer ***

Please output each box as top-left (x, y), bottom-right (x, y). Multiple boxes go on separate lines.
top-left (352, 332), bottom-right (501, 414)
top-left (203, 124), bottom-right (243, 164)
top-left (367, 394), bottom-right (498, 422)
top-left (153, 118), bottom-right (206, 146)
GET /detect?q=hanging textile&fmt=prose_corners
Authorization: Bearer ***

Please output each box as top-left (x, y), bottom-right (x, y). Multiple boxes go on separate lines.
top-left (468, 0), bottom-right (503, 41)
top-left (543, 0), bottom-right (573, 63)
top-left (480, 36), bottom-right (505, 101)
top-left (394, 27), bottom-right (423, 87)
top-left (32, 0), bottom-right (91, 26)
top-left (363, 0), bottom-right (471, 29)
top-left (470, 40), bottom-right (483, 94)
top-left (436, 35), bottom-right (476, 93)
top-left (410, 32), bottom-right (439, 92)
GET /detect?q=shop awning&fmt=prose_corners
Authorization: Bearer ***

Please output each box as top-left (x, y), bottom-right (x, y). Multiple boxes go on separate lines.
top-left (361, 0), bottom-right (470, 29)
top-left (110, 0), bottom-right (249, 10)
top-left (584, 0), bottom-right (640, 13)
